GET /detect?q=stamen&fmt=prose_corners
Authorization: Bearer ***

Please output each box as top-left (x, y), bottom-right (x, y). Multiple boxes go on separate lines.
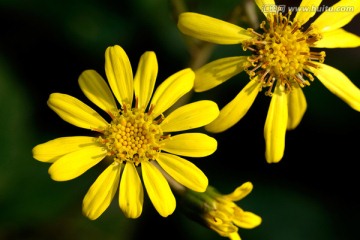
top-left (135, 96), bottom-right (139, 109)
top-left (244, 10), bottom-right (324, 96)
top-left (283, 81), bottom-right (292, 94)
top-left (260, 69), bottom-right (270, 83)
top-left (304, 61), bottom-right (321, 69)
top-left (248, 28), bottom-right (263, 38)
top-left (260, 21), bottom-right (267, 32)
top-left (91, 127), bottom-right (105, 133)
top-left (302, 70), bottom-right (314, 81)
top-left (147, 104), bottom-right (155, 115)
top-left (104, 110), bottom-right (115, 120)
top-left (248, 63), bottom-right (263, 75)
top-left (294, 73), bottom-right (309, 87)
top-left (247, 55), bottom-right (262, 63)
top-left (282, 12), bottom-right (292, 31)
top-left (244, 46), bottom-right (257, 51)
top-left (154, 114), bottom-right (165, 124)
top-left (265, 74), bottom-right (275, 86)
top-left (303, 26), bottom-right (313, 35)
top-left (291, 22), bottom-right (299, 34)
top-left (296, 37), bottom-right (306, 42)
top-left (160, 134), bottom-right (171, 139)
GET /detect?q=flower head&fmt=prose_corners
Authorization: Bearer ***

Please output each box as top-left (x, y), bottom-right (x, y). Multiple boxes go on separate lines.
top-left (179, 182), bottom-right (262, 240)
top-left (178, 0), bottom-right (360, 163)
top-left (32, 45), bottom-right (220, 219)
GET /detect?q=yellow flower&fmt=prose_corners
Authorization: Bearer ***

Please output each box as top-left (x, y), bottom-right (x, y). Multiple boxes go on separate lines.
top-left (32, 45), bottom-right (220, 220)
top-left (179, 182), bottom-right (261, 240)
top-left (178, 0), bottom-right (360, 163)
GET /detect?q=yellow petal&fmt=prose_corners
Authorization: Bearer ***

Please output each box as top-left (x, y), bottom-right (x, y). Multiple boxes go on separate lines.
top-left (162, 133), bottom-right (217, 157)
top-left (313, 28), bottom-right (360, 48)
top-left (119, 163), bottom-right (144, 218)
top-left (78, 70), bottom-right (118, 115)
top-left (206, 79), bottom-right (261, 133)
top-left (312, 63), bottom-right (360, 111)
top-left (150, 68), bottom-right (194, 118)
top-left (233, 210), bottom-right (262, 229)
top-left (223, 182), bottom-right (253, 202)
top-left (141, 161), bottom-right (176, 217)
top-left (264, 83), bottom-right (288, 163)
top-left (160, 100), bottom-right (219, 132)
top-left (48, 146), bottom-right (107, 181)
top-left (105, 45), bottom-right (134, 106)
top-left (177, 12), bottom-right (253, 44)
top-left (134, 51), bottom-right (158, 110)
top-left (83, 162), bottom-right (121, 220)
top-left (254, 0), bottom-right (276, 16)
top-left (194, 56), bottom-right (249, 92)
top-left (157, 153), bottom-right (208, 192)
top-left (228, 232), bottom-right (241, 240)
top-left (287, 85), bottom-right (307, 130)
top-left (47, 93), bottom-right (108, 130)
top-left (32, 136), bottom-right (97, 163)
top-left (294, 0), bottom-right (322, 25)
top-left (312, 0), bottom-right (360, 32)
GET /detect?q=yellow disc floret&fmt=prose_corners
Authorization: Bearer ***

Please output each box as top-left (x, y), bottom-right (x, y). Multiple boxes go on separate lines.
top-left (244, 12), bottom-right (325, 96)
top-left (98, 104), bottom-right (167, 166)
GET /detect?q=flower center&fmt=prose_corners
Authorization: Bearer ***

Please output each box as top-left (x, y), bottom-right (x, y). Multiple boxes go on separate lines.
top-left (98, 104), bottom-right (168, 166)
top-left (244, 12), bottom-right (325, 96)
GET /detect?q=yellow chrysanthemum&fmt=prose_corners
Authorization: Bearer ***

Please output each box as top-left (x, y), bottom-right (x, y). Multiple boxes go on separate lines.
top-left (178, 0), bottom-right (360, 163)
top-left (179, 182), bottom-right (262, 240)
top-left (32, 45), bottom-right (220, 220)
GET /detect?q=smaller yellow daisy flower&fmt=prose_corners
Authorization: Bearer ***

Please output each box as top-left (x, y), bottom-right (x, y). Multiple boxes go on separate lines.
top-left (32, 45), bottom-right (220, 220)
top-left (179, 182), bottom-right (262, 240)
top-left (177, 0), bottom-right (360, 163)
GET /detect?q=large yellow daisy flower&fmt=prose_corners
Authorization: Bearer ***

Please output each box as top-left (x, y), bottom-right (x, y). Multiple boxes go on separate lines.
top-left (178, 0), bottom-right (360, 163)
top-left (32, 45), bottom-right (219, 220)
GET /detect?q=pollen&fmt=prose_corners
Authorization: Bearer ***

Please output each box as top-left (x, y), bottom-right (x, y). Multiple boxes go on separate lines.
top-left (97, 103), bottom-right (168, 166)
top-left (244, 12), bottom-right (325, 96)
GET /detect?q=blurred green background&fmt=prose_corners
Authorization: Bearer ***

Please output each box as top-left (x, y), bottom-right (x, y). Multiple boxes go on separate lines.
top-left (0, 0), bottom-right (359, 239)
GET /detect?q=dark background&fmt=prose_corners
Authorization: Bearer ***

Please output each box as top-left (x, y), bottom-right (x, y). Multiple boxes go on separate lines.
top-left (0, 0), bottom-right (359, 239)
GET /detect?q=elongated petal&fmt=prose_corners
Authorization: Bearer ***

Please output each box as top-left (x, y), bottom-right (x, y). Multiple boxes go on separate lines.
top-left (178, 12), bottom-right (253, 44)
top-left (160, 100), bottom-right (219, 132)
top-left (194, 56), bottom-right (249, 92)
top-left (223, 182), bottom-right (253, 202)
top-left (105, 45), bottom-right (134, 106)
top-left (294, 0), bottom-right (322, 25)
top-left (150, 68), bottom-right (194, 118)
top-left (312, 63), bottom-right (360, 111)
top-left (78, 70), bottom-right (118, 115)
top-left (119, 163), bottom-right (144, 218)
top-left (47, 93), bottom-right (108, 130)
top-left (162, 133), bottom-right (217, 157)
top-left (312, 0), bottom-right (360, 32)
top-left (83, 162), bottom-right (121, 220)
top-left (32, 136), bottom-right (97, 163)
top-left (48, 146), bottom-right (107, 181)
top-left (287, 85), bottom-right (307, 130)
top-left (157, 153), bottom-right (208, 192)
top-left (264, 83), bottom-right (288, 163)
top-left (141, 161), bottom-right (176, 217)
top-left (254, 0), bottom-right (276, 16)
top-left (134, 51), bottom-right (158, 110)
top-left (233, 210), bottom-right (262, 229)
top-left (206, 79), bottom-right (261, 133)
top-left (313, 28), bottom-right (360, 48)
top-left (228, 232), bottom-right (241, 240)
